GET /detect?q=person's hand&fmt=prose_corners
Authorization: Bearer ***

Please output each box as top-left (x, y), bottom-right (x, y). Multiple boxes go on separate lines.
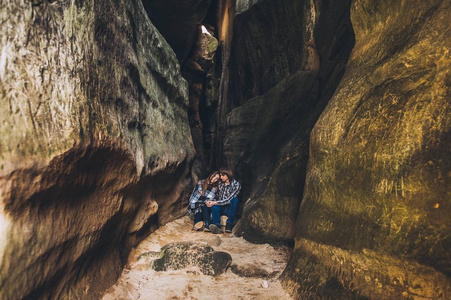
top-left (206, 201), bottom-right (216, 207)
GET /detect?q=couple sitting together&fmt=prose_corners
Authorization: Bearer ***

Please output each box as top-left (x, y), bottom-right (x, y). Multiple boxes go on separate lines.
top-left (188, 167), bottom-right (241, 234)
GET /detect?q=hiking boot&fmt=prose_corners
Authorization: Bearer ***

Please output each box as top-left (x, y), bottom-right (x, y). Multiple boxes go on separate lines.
top-left (203, 223), bottom-right (211, 232)
top-left (193, 221), bottom-right (204, 231)
top-left (220, 216), bottom-right (228, 227)
top-left (225, 222), bottom-right (233, 233)
top-left (209, 224), bottom-right (223, 234)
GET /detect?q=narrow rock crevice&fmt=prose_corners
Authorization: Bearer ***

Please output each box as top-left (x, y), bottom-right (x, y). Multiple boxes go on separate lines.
top-left (1, 0), bottom-right (450, 299)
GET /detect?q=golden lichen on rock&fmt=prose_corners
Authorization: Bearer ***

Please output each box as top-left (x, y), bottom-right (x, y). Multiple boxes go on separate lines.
top-left (282, 0), bottom-right (450, 298)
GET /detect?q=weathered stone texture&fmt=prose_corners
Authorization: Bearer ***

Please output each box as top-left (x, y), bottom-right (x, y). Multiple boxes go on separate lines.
top-left (235, 0), bottom-right (260, 14)
top-left (224, 0), bottom-right (355, 243)
top-left (228, 0), bottom-right (305, 109)
top-left (0, 0), bottom-right (194, 299)
top-left (142, 1), bottom-right (221, 178)
top-left (152, 242), bottom-right (232, 276)
top-left (281, 0), bottom-right (451, 298)
top-left (185, 27), bottom-right (220, 178)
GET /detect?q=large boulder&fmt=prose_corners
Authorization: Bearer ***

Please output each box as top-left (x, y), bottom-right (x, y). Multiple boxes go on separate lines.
top-left (281, 0), bottom-right (451, 298)
top-left (152, 242), bottom-right (232, 276)
top-left (0, 1), bottom-right (194, 299)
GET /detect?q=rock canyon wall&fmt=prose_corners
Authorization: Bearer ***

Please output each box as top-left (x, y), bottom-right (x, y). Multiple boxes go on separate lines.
top-left (223, 0), bottom-right (355, 243)
top-left (0, 1), bottom-right (194, 299)
top-left (0, 0), bottom-right (449, 299)
top-left (281, 0), bottom-right (451, 298)
top-left (220, 0), bottom-right (450, 298)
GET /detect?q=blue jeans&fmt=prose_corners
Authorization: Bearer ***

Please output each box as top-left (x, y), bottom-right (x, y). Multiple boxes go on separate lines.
top-left (211, 197), bottom-right (239, 226)
top-left (202, 206), bottom-right (212, 226)
top-left (194, 206), bottom-right (212, 226)
top-left (194, 211), bottom-right (203, 224)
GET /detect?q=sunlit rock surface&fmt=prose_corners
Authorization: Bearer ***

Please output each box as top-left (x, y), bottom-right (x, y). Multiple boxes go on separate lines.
top-left (281, 0), bottom-right (451, 298)
top-left (224, 0), bottom-right (355, 243)
top-left (0, 1), bottom-right (194, 299)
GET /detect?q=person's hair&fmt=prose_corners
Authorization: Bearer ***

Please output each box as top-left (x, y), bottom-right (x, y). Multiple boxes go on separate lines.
top-left (219, 167), bottom-right (234, 181)
top-left (202, 171), bottom-right (220, 195)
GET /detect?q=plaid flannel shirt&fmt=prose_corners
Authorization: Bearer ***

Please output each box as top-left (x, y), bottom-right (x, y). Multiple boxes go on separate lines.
top-left (216, 179), bottom-right (241, 206)
top-left (188, 180), bottom-right (217, 214)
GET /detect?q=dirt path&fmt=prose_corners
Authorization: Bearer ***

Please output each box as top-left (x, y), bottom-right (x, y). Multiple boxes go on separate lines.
top-left (102, 216), bottom-right (293, 300)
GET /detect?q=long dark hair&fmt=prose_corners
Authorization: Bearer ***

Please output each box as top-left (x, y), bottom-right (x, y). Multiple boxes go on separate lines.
top-left (202, 171), bottom-right (219, 196)
top-left (219, 167), bottom-right (234, 181)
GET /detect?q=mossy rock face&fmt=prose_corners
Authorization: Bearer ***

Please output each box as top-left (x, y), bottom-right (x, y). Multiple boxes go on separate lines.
top-left (152, 242), bottom-right (232, 276)
top-left (0, 1), bottom-right (194, 299)
top-left (282, 0), bottom-right (451, 298)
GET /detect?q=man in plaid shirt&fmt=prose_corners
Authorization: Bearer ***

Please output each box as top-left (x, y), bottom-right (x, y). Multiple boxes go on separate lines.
top-left (206, 167), bottom-right (240, 234)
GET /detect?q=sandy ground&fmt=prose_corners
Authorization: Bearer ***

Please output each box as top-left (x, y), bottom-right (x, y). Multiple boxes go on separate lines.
top-left (102, 216), bottom-right (293, 300)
